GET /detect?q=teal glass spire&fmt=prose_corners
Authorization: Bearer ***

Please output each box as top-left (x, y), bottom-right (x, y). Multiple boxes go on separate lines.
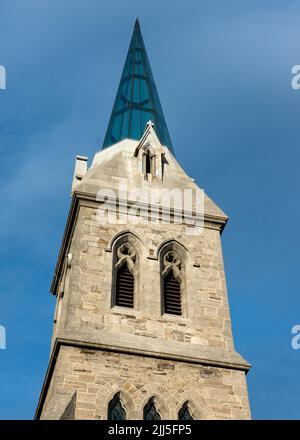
top-left (102, 19), bottom-right (174, 154)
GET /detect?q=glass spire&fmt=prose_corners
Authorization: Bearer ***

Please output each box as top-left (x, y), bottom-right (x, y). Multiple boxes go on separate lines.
top-left (102, 19), bottom-right (174, 155)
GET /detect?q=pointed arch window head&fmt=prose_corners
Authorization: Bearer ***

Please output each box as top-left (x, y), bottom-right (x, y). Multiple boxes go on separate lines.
top-left (178, 401), bottom-right (194, 420)
top-left (143, 397), bottom-right (161, 420)
top-left (108, 392), bottom-right (126, 420)
top-left (161, 250), bottom-right (183, 316)
top-left (113, 242), bottom-right (137, 309)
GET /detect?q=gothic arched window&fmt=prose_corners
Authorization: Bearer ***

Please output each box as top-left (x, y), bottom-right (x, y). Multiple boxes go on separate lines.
top-left (143, 397), bottom-right (161, 420)
top-left (178, 401), bottom-right (194, 420)
top-left (113, 242), bottom-right (136, 309)
top-left (145, 150), bottom-right (151, 174)
top-left (161, 250), bottom-right (183, 316)
top-left (108, 392), bottom-right (126, 420)
top-left (142, 147), bottom-right (156, 179)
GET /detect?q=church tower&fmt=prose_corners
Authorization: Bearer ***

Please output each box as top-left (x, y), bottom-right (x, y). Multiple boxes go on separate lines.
top-left (35, 20), bottom-right (251, 420)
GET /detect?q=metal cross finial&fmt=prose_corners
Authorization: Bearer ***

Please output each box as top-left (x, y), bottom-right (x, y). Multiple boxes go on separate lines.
top-left (146, 120), bottom-right (154, 128)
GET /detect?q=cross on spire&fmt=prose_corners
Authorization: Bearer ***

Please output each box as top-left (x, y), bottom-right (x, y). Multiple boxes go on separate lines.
top-left (146, 120), bottom-right (154, 128)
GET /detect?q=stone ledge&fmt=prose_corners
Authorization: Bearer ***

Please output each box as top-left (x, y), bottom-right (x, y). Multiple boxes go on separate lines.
top-left (57, 329), bottom-right (250, 371)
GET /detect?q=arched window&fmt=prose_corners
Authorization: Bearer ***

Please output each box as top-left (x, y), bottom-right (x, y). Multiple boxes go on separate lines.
top-left (178, 401), bottom-right (194, 420)
top-left (161, 249), bottom-right (183, 316)
top-left (145, 150), bottom-right (151, 174)
top-left (142, 148), bottom-right (156, 179)
top-left (143, 397), bottom-right (161, 420)
top-left (108, 392), bottom-right (126, 420)
top-left (113, 243), bottom-right (136, 308)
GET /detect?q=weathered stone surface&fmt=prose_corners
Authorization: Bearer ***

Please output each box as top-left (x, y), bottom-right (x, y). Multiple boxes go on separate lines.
top-left (40, 346), bottom-right (250, 420)
top-left (37, 135), bottom-right (251, 420)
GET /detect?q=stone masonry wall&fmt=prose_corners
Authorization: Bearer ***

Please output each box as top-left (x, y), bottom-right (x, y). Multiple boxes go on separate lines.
top-left (52, 204), bottom-right (234, 352)
top-left (40, 138), bottom-right (251, 420)
top-left (41, 345), bottom-right (251, 420)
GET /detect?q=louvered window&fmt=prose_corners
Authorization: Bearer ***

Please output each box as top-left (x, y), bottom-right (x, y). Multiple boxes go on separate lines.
top-left (163, 271), bottom-right (182, 315)
top-left (116, 264), bottom-right (134, 308)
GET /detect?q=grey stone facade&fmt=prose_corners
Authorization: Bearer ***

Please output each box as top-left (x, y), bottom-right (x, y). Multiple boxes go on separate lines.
top-left (35, 128), bottom-right (251, 420)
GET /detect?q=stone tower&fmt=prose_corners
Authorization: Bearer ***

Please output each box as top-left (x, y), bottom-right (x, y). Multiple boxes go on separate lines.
top-left (35, 20), bottom-right (251, 420)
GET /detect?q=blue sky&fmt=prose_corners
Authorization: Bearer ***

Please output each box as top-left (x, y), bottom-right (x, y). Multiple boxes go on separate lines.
top-left (0, 0), bottom-right (300, 419)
